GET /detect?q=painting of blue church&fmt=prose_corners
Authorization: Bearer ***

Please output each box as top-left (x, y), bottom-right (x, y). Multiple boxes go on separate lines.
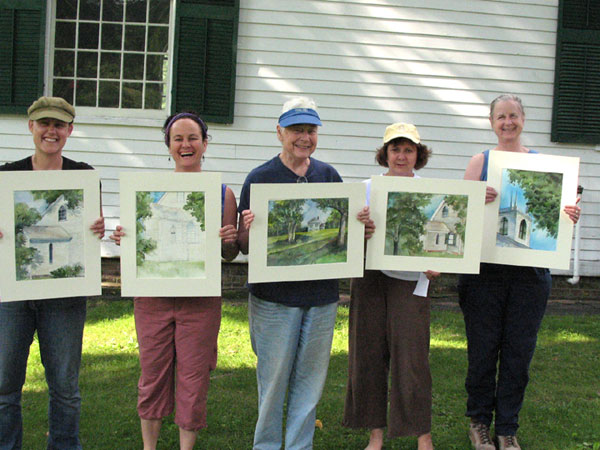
top-left (496, 192), bottom-right (533, 248)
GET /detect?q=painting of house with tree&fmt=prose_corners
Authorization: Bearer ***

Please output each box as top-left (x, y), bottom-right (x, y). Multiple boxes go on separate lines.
top-left (14, 190), bottom-right (85, 280)
top-left (496, 168), bottom-right (561, 251)
top-left (136, 190), bottom-right (207, 278)
top-left (266, 197), bottom-right (348, 266)
top-left (384, 192), bottom-right (467, 258)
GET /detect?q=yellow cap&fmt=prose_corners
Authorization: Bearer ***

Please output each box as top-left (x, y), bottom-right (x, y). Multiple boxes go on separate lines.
top-left (383, 123), bottom-right (420, 144)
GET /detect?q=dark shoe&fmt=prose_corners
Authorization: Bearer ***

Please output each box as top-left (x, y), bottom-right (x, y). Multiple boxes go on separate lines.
top-left (496, 435), bottom-right (521, 450)
top-left (469, 421), bottom-right (496, 450)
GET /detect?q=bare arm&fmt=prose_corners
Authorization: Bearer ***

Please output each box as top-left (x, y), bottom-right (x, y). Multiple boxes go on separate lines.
top-left (464, 153), bottom-right (497, 204)
top-left (237, 209), bottom-right (254, 255)
top-left (220, 187), bottom-right (239, 261)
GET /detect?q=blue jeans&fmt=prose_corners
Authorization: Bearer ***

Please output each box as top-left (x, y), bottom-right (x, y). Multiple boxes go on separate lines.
top-left (458, 275), bottom-right (550, 436)
top-left (0, 298), bottom-right (86, 450)
top-left (249, 294), bottom-right (337, 450)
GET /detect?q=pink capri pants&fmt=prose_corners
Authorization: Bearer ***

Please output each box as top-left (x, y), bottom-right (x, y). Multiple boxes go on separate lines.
top-left (134, 296), bottom-right (221, 431)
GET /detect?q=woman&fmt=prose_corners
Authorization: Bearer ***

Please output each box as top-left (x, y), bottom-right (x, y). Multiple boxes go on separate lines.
top-left (342, 123), bottom-right (437, 450)
top-left (110, 112), bottom-right (238, 450)
top-left (459, 94), bottom-right (580, 450)
top-left (0, 96), bottom-right (105, 449)
top-left (238, 96), bottom-right (369, 450)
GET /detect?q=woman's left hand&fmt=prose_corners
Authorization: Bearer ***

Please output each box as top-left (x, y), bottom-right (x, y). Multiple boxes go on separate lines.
top-left (220, 224), bottom-right (238, 244)
top-left (424, 270), bottom-right (440, 280)
top-left (90, 217), bottom-right (105, 239)
top-left (564, 198), bottom-right (581, 224)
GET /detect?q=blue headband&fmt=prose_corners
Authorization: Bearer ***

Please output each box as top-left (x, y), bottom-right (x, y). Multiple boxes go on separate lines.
top-left (164, 112), bottom-right (207, 146)
top-left (278, 108), bottom-right (322, 127)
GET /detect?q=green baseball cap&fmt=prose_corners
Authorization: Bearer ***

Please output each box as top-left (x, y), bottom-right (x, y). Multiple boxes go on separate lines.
top-left (27, 96), bottom-right (76, 123)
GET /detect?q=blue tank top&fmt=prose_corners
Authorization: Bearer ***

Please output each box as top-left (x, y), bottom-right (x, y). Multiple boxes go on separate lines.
top-left (480, 149), bottom-right (538, 181)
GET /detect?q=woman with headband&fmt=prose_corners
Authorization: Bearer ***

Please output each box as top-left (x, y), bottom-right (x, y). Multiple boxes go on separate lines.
top-left (237, 96), bottom-right (370, 450)
top-left (110, 112), bottom-right (238, 449)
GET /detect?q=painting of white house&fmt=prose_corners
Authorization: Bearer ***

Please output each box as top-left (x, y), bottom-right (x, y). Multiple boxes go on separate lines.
top-left (496, 168), bottom-right (561, 251)
top-left (119, 172), bottom-right (222, 297)
top-left (384, 192), bottom-right (467, 258)
top-left (14, 190), bottom-right (85, 280)
top-left (136, 191), bottom-right (206, 278)
top-left (367, 176), bottom-right (486, 274)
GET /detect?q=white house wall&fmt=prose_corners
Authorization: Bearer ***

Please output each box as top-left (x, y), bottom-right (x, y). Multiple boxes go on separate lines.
top-left (0, 0), bottom-right (597, 275)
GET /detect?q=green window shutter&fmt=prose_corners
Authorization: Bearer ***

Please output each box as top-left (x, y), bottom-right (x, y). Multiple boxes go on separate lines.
top-left (172, 0), bottom-right (239, 123)
top-left (0, 0), bottom-right (46, 114)
top-left (551, 0), bottom-right (600, 144)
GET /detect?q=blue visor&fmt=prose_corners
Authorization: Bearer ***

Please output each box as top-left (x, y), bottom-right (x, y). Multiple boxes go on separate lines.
top-left (278, 108), bottom-right (322, 127)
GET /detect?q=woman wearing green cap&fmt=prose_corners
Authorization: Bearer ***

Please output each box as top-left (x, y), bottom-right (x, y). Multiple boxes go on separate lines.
top-left (0, 96), bottom-right (104, 449)
top-left (343, 123), bottom-right (437, 450)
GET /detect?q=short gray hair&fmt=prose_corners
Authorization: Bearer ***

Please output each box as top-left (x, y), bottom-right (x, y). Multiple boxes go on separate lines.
top-left (490, 94), bottom-right (525, 118)
top-left (281, 96), bottom-right (318, 114)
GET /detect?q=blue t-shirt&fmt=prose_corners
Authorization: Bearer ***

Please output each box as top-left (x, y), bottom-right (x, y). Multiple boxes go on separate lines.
top-left (238, 155), bottom-right (343, 307)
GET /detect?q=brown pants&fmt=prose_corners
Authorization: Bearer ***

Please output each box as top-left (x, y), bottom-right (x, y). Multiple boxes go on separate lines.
top-left (343, 270), bottom-right (432, 437)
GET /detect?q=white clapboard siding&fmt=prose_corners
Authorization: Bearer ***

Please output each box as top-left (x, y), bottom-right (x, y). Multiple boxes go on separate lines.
top-left (0, 0), bottom-right (598, 274)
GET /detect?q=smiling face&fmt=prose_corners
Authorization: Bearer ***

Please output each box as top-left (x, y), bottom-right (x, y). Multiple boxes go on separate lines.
top-left (385, 138), bottom-right (418, 177)
top-left (277, 123), bottom-right (318, 162)
top-left (168, 118), bottom-right (207, 172)
top-left (489, 99), bottom-right (525, 142)
top-left (29, 118), bottom-right (73, 157)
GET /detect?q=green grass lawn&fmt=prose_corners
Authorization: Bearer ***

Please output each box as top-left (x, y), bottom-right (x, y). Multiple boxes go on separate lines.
top-left (20, 299), bottom-right (600, 449)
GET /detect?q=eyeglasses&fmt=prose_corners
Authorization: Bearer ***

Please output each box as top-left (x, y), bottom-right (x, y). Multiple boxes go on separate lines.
top-left (296, 176), bottom-right (308, 183)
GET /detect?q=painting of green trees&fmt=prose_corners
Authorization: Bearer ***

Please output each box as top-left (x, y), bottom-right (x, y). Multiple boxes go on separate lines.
top-left (267, 198), bottom-right (349, 266)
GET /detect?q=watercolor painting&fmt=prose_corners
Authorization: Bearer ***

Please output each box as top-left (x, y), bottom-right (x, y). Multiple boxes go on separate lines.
top-left (496, 168), bottom-right (562, 251)
top-left (13, 189), bottom-right (85, 280)
top-left (248, 182), bottom-right (365, 283)
top-left (136, 190), bottom-right (206, 278)
top-left (384, 192), bottom-right (468, 258)
top-left (267, 198), bottom-right (349, 266)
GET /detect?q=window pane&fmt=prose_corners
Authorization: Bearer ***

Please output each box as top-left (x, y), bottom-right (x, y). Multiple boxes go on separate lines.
top-left (147, 26), bottom-right (168, 52)
top-left (56, 0), bottom-right (77, 20)
top-left (144, 83), bottom-right (164, 109)
top-left (100, 52), bottom-right (121, 78)
top-left (78, 23), bottom-right (99, 49)
top-left (103, 0), bottom-right (124, 22)
top-left (80, 0), bottom-right (100, 21)
top-left (123, 53), bottom-right (144, 79)
top-left (54, 79), bottom-right (74, 104)
top-left (55, 22), bottom-right (76, 49)
top-left (77, 51), bottom-right (98, 78)
top-left (149, 0), bottom-right (169, 24)
top-left (54, 51), bottom-right (75, 77)
top-left (122, 82), bottom-right (143, 108)
top-left (126, 0), bottom-right (148, 23)
top-left (101, 24), bottom-right (123, 50)
top-left (145, 55), bottom-right (165, 81)
top-left (125, 25), bottom-right (146, 51)
top-left (76, 80), bottom-right (97, 106)
top-left (99, 81), bottom-right (120, 107)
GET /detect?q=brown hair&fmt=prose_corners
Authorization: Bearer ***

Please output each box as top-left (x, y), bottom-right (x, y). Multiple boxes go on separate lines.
top-left (375, 137), bottom-right (431, 170)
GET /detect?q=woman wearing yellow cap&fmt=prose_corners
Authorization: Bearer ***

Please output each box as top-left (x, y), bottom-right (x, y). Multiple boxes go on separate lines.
top-left (343, 123), bottom-right (437, 450)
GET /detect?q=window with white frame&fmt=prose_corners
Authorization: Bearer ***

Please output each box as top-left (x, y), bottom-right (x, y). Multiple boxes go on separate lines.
top-left (51, 0), bottom-right (171, 112)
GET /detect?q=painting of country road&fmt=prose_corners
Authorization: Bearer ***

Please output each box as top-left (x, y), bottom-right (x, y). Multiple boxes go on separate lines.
top-left (247, 182), bottom-right (365, 283)
top-left (14, 189), bottom-right (85, 281)
top-left (496, 168), bottom-right (562, 251)
top-left (136, 190), bottom-right (207, 279)
top-left (267, 197), bottom-right (349, 267)
top-left (384, 192), bottom-right (468, 258)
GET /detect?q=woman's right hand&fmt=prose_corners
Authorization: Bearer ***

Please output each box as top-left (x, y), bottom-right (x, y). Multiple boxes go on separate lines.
top-left (485, 186), bottom-right (498, 204)
top-left (241, 209), bottom-right (255, 230)
top-left (109, 225), bottom-right (125, 246)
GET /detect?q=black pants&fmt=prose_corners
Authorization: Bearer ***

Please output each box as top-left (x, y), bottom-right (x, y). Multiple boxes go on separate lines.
top-left (458, 271), bottom-right (550, 436)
